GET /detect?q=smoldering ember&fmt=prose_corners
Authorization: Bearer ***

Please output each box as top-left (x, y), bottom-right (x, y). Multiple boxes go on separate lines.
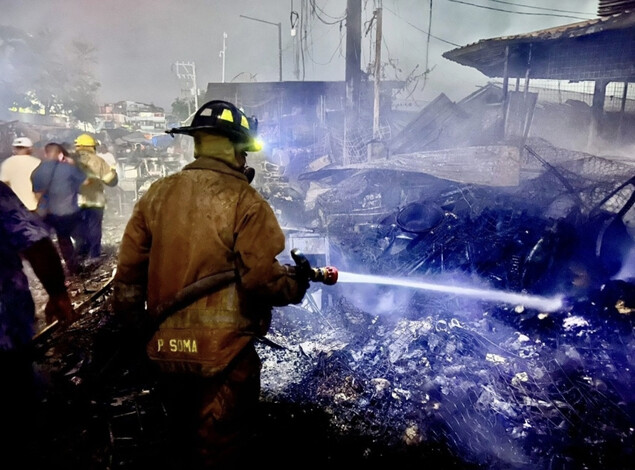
top-left (2, 2), bottom-right (635, 469)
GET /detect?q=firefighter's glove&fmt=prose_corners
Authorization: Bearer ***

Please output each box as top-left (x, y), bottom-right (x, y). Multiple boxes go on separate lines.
top-left (284, 264), bottom-right (310, 304)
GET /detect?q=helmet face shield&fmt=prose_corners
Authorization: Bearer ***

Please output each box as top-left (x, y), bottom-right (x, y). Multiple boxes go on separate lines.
top-left (167, 100), bottom-right (260, 151)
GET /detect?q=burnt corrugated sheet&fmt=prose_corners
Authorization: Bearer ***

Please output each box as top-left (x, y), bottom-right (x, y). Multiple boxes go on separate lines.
top-left (598, 1), bottom-right (635, 17)
top-left (389, 84), bottom-right (507, 155)
top-left (389, 93), bottom-right (467, 154)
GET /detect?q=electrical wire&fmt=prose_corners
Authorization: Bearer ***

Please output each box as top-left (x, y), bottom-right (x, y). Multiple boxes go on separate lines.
top-left (445, 0), bottom-right (593, 21)
top-left (305, 28), bottom-right (346, 65)
top-left (423, 0), bottom-right (432, 89)
top-left (308, 0), bottom-right (346, 25)
top-left (384, 5), bottom-right (461, 46)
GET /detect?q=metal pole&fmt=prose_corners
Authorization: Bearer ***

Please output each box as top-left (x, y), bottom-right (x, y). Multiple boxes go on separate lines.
top-left (373, 8), bottom-right (382, 140)
top-left (277, 22), bottom-right (282, 81)
top-left (220, 32), bottom-right (227, 83)
top-left (239, 15), bottom-right (283, 81)
top-left (501, 45), bottom-right (509, 139)
top-left (618, 81), bottom-right (629, 141)
top-left (192, 63), bottom-right (199, 110)
top-left (344, 0), bottom-right (362, 165)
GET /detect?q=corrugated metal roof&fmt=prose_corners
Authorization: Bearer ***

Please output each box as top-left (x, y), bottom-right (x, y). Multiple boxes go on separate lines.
top-left (442, 11), bottom-right (635, 80)
top-left (452, 10), bottom-right (634, 48)
top-left (598, 0), bottom-right (635, 17)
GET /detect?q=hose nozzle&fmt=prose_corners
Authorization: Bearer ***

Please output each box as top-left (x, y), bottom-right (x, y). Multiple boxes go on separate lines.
top-left (290, 248), bottom-right (338, 285)
top-left (311, 266), bottom-right (338, 285)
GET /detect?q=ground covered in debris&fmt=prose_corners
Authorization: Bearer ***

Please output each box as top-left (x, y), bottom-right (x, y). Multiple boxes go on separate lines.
top-left (29, 282), bottom-right (634, 469)
top-left (27, 149), bottom-right (635, 469)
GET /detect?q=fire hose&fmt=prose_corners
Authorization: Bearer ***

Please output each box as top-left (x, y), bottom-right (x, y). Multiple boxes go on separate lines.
top-left (149, 249), bottom-right (338, 343)
top-left (32, 251), bottom-right (338, 357)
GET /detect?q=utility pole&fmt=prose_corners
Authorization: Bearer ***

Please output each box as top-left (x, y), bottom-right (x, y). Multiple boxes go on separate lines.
top-left (372, 7), bottom-right (382, 140)
top-left (344, 0), bottom-right (362, 165)
top-left (290, 4), bottom-right (300, 79)
top-left (219, 32), bottom-right (227, 83)
top-left (240, 15), bottom-right (282, 81)
top-left (174, 61), bottom-right (199, 112)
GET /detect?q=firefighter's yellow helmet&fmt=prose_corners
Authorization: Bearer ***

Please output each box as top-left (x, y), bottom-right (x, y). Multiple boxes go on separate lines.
top-left (75, 133), bottom-right (97, 147)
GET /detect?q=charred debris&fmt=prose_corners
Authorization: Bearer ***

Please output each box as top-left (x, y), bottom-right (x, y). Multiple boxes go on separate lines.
top-left (28, 87), bottom-right (635, 469)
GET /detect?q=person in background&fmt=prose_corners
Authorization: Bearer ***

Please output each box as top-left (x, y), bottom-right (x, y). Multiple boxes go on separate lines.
top-left (72, 133), bottom-right (118, 263)
top-left (112, 100), bottom-right (309, 468)
top-left (0, 137), bottom-right (41, 212)
top-left (97, 141), bottom-right (118, 169)
top-left (31, 142), bottom-right (88, 275)
top-left (0, 181), bottom-right (77, 461)
top-left (97, 141), bottom-right (122, 214)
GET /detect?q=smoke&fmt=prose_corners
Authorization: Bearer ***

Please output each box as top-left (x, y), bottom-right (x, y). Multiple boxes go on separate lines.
top-left (615, 245), bottom-right (635, 280)
top-left (1, 0), bottom-right (599, 111)
top-left (339, 283), bottom-right (416, 319)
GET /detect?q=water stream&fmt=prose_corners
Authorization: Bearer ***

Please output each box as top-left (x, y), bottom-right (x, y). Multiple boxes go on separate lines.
top-left (337, 271), bottom-right (565, 312)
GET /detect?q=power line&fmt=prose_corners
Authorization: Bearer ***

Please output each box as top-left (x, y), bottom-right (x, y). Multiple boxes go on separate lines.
top-left (424, 0), bottom-right (432, 89)
top-left (384, 6), bottom-right (461, 46)
top-left (308, 0), bottom-right (346, 25)
top-left (305, 28), bottom-right (345, 65)
top-left (488, 0), bottom-right (595, 16)
top-left (445, 0), bottom-right (593, 20)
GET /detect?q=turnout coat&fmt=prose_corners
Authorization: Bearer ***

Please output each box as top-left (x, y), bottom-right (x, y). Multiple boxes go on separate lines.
top-left (113, 146), bottom-right (304, 376)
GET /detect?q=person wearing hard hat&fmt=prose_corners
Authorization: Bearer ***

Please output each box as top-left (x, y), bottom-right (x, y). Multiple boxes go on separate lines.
top-left (0, 137), bottom-right (41, 211)
top-left (112, 100), bottom-right (308, 468)
top-left (72, 133), bottom-right (118, 263)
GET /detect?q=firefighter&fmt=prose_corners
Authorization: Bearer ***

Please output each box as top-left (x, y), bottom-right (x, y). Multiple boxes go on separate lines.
top-left (72, 133), bottom-right (118, 263)
top-left (112, 100), bottom-right (309, 467)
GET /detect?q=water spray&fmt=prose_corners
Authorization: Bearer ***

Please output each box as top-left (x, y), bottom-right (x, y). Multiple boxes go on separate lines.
top-left (289, 249), bottom-right (565, 312)
top-left (337, 271), bottom-right (566, 313)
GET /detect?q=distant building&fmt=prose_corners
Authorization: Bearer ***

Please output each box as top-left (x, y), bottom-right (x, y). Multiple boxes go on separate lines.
top-left (97, 101), bottom-right (166, 132)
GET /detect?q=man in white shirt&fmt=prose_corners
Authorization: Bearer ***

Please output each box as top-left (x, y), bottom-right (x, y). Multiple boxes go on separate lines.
top-left (96, 142), bottom-right (118, 169)
top-left (0, 137), bottom-right (41, 211)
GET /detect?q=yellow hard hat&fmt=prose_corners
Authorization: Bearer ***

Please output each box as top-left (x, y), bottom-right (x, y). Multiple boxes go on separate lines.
top-left (75, 133), bottom-right (97, 147)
